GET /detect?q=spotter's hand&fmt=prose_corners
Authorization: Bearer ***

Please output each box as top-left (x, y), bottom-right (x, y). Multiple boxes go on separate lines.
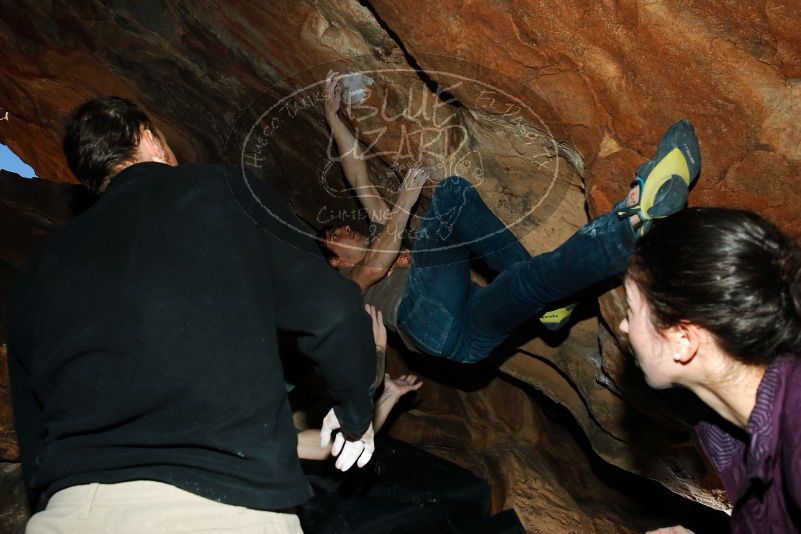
top-left (320, 408), bottom-right (376, 471)
top-left (365, 304), bottom-right (386, 354)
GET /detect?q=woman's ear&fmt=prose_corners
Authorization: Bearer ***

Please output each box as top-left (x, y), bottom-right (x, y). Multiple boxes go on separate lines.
top-left (669, 322), bottom-right (702, 364)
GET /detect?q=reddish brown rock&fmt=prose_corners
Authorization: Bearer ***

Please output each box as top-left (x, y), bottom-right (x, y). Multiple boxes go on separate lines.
top-left (0, 345), bottom-right (16, 461)
top-left (0, 463), bottom-right (28, 534)
top-left (386, 348), bottom-right (728, 532)
top-left (368, 0), bottom-right (801, 237)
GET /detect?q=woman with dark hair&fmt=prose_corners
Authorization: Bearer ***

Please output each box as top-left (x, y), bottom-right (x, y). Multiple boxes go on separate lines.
top-left (621, 208), bottom-right (801, 533)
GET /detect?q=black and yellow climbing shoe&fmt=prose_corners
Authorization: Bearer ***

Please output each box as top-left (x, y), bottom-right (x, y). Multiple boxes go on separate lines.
top-left (617, 120), bottom-right (701, 235)
top-left (539, 303), bottom-right (577, 331)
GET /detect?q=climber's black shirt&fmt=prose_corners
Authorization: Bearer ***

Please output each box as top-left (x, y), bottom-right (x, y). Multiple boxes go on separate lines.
top-left (7, 162), bottom-right (375, 511)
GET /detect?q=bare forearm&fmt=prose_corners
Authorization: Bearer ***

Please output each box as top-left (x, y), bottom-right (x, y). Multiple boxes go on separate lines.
top-left (349, 168), bottom-right (426, 290)
top-left (373, 391), bottom-right (401, 433)
top-left (297, 429), bottom-right (332, 460)
top-left (327, 112), bottom-right (366, 183)
top-left (359, 197), bottom-right (415, 273)
top-left (327, 112), bottom-right (390, 223)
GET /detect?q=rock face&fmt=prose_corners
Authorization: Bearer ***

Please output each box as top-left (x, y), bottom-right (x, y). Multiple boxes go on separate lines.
top-left (0, 463), bottom-right (28, 534)
top-left (1, 0), bottom-right (800, 523)
top-left (383, 348), bottom-right (729, 532)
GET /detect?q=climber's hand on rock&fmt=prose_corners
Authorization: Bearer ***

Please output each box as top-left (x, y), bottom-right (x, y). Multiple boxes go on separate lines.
top-left (396, 167), bottom-right (429, 209)
top-left (324, 70), bottom-right (344, 119)
top-left (401, 167), bottom-right (429, 192)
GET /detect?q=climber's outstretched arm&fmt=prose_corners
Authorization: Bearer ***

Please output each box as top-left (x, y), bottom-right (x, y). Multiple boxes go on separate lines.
top-left (324, 71), bottom-right (391, 225)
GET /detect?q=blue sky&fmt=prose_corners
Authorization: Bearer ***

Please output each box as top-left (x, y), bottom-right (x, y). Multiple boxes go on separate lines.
top-left (0, 143), bottom-right (36, 178)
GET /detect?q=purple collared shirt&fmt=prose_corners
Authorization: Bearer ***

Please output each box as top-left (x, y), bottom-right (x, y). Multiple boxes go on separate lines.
top-left (696, 355), bottom-right (801, 533)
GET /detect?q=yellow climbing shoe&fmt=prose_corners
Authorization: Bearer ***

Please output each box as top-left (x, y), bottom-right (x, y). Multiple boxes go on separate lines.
top-left (539, 303), bottom-right (577, 331)
top-left (617, 120), bottom-right (701, 235)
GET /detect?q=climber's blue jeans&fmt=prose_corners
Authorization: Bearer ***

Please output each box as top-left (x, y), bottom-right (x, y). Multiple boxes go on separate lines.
top-left (397, 176), bottom-right (635, 363)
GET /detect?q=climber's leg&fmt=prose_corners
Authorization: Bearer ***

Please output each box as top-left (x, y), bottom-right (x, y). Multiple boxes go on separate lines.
top-left (397, 176), bottom-right (528, 356)
top-left (446, 200), bottom-right (637, 363)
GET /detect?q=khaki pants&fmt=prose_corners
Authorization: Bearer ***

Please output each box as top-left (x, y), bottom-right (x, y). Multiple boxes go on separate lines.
top-left (25, 481), bottom-right (304, 534)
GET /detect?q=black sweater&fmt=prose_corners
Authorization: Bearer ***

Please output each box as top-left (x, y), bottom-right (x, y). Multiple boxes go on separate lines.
top-left (8, 162), bottom-right (375, 511)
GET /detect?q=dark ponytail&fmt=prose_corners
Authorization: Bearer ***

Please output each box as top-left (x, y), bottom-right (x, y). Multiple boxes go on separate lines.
top-left (628, 208), bottom-right (801, 365)
top-left (782, 244), bottom-right (801, 342)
